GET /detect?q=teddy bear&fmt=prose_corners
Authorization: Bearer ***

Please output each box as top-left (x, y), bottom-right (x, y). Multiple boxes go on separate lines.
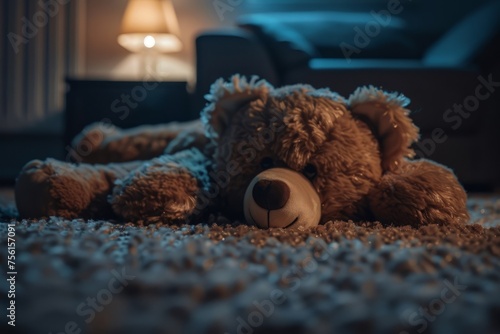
top-left (15, 75), bottom-right (469, 228)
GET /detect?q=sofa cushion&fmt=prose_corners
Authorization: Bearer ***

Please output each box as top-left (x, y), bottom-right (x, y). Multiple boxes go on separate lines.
top-left (238, 12), bottom-right (422, 61)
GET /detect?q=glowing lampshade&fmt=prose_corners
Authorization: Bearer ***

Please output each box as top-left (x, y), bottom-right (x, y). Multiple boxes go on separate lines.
top-left (118, 0), bottom-right (182, 53)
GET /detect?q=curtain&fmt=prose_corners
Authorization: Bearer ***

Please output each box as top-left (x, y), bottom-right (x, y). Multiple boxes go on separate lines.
top-left (0, 0), bottom-right (85, 133)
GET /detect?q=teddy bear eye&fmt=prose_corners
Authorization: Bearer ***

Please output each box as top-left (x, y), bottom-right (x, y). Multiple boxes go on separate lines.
top-left (302, 164), bottom-right (317, 180)
top-left (260, 157), bottom-right (274, 170)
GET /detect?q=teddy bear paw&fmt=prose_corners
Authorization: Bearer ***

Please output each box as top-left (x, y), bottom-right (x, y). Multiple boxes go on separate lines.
top-left (70, 122), bottom-right (119, 163)
top-left (368, 160), bottom-right (469, 227)
top-left (110, 158), bottom-right (202, 224)
top-left (15, 159), bottom-right (84, 218)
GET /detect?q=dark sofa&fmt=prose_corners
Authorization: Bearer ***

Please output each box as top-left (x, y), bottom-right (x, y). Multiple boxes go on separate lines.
top-left (195, 1), bottom-right (500, 189)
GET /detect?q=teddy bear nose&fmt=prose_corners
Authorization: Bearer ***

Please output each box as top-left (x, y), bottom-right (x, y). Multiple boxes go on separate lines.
top-left (252, 179), bottom-right (290, 210)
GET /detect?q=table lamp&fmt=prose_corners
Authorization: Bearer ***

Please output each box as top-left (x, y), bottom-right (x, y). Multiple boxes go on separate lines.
top-left (118, 0), bottom-right (182, 74)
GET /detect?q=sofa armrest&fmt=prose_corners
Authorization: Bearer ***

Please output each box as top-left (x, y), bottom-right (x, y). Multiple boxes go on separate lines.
top-left (194, 28), bottom-right (279, 112)
top-left (423, 1), bottom-right (500, 67)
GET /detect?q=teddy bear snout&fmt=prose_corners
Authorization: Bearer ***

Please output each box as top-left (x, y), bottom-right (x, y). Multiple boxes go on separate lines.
top-left (244, 168), bottom-right (322, 229)
top-left (252, 179), bottom-right (290, 210)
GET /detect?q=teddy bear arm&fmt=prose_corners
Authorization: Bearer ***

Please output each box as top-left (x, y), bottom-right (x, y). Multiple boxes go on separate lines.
top-left (71, 120), bottom-right (203, 164)
top-left (163, 125), bottom-right (210, 155)
top-left (110, 148), bottom-right (210, 224)
top-left (367, 159), bottom-right (469, 227)
top-left (15, 159), bottom-right (142, 219)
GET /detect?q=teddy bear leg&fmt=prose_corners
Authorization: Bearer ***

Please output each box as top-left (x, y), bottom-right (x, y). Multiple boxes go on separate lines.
top-left (110, 148), bottom-right (210, 224)
top-left (367, 159), bottom-right (469, 227)
top-left (15, 159), bottom-right (142, 219)
top-left (70, 119), bottom-right (203, 164)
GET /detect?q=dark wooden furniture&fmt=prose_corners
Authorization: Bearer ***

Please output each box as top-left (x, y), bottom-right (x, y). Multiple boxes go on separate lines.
top-left (64, 78), bottom-right (194, 147)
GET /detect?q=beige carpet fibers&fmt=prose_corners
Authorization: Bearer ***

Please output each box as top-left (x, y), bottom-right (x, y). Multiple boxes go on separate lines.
top-left (0, 193), bottom-right (499, 334)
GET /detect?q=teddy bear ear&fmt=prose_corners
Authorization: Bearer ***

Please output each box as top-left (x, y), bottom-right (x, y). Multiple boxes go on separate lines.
top-left (348, 86), bottom-right (420, 171)
top-left (201, 75), bottom-right (272, 138)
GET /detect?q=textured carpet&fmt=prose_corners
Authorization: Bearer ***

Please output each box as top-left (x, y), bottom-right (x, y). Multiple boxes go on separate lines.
top-left (0, 192), bottom-right (499, 334)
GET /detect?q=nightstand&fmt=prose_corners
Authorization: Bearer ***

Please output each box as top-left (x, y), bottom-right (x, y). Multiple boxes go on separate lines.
top-left (64, 78), bottom-right (194, 147)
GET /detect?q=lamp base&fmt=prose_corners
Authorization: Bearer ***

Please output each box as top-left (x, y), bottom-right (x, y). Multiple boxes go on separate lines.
top-left (141, 51), bottom-right (159, 76)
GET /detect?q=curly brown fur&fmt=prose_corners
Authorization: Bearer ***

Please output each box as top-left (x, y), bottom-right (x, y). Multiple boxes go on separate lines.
top-left (348, 86), bottom-right (419, 171)
top-left (202, 76), bottom-right (468, 227)
top-left (208, 85), bottom-right (383, 221)
top-left (110, 149), bottom-right (210, 224)
top-left (368, 159), bottom-right (470, 227)
top-left (16, 75), bottom-right (469, 228)
top-left (73, 120), bottom-right (204, 163)
top-left (15, 159), bottom-right (141, 219)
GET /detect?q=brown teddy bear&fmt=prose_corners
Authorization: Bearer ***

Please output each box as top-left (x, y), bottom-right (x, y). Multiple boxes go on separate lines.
top-left (15, 75), bottom-right (469, 228)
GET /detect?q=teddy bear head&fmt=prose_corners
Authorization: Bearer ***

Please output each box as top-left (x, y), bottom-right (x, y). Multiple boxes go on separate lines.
top-left (202, 76), bottom-right (419, 229)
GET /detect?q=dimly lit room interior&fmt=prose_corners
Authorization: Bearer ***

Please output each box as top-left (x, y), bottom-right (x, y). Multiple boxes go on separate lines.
top-left (1, 0), bottom-right (500, 333)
